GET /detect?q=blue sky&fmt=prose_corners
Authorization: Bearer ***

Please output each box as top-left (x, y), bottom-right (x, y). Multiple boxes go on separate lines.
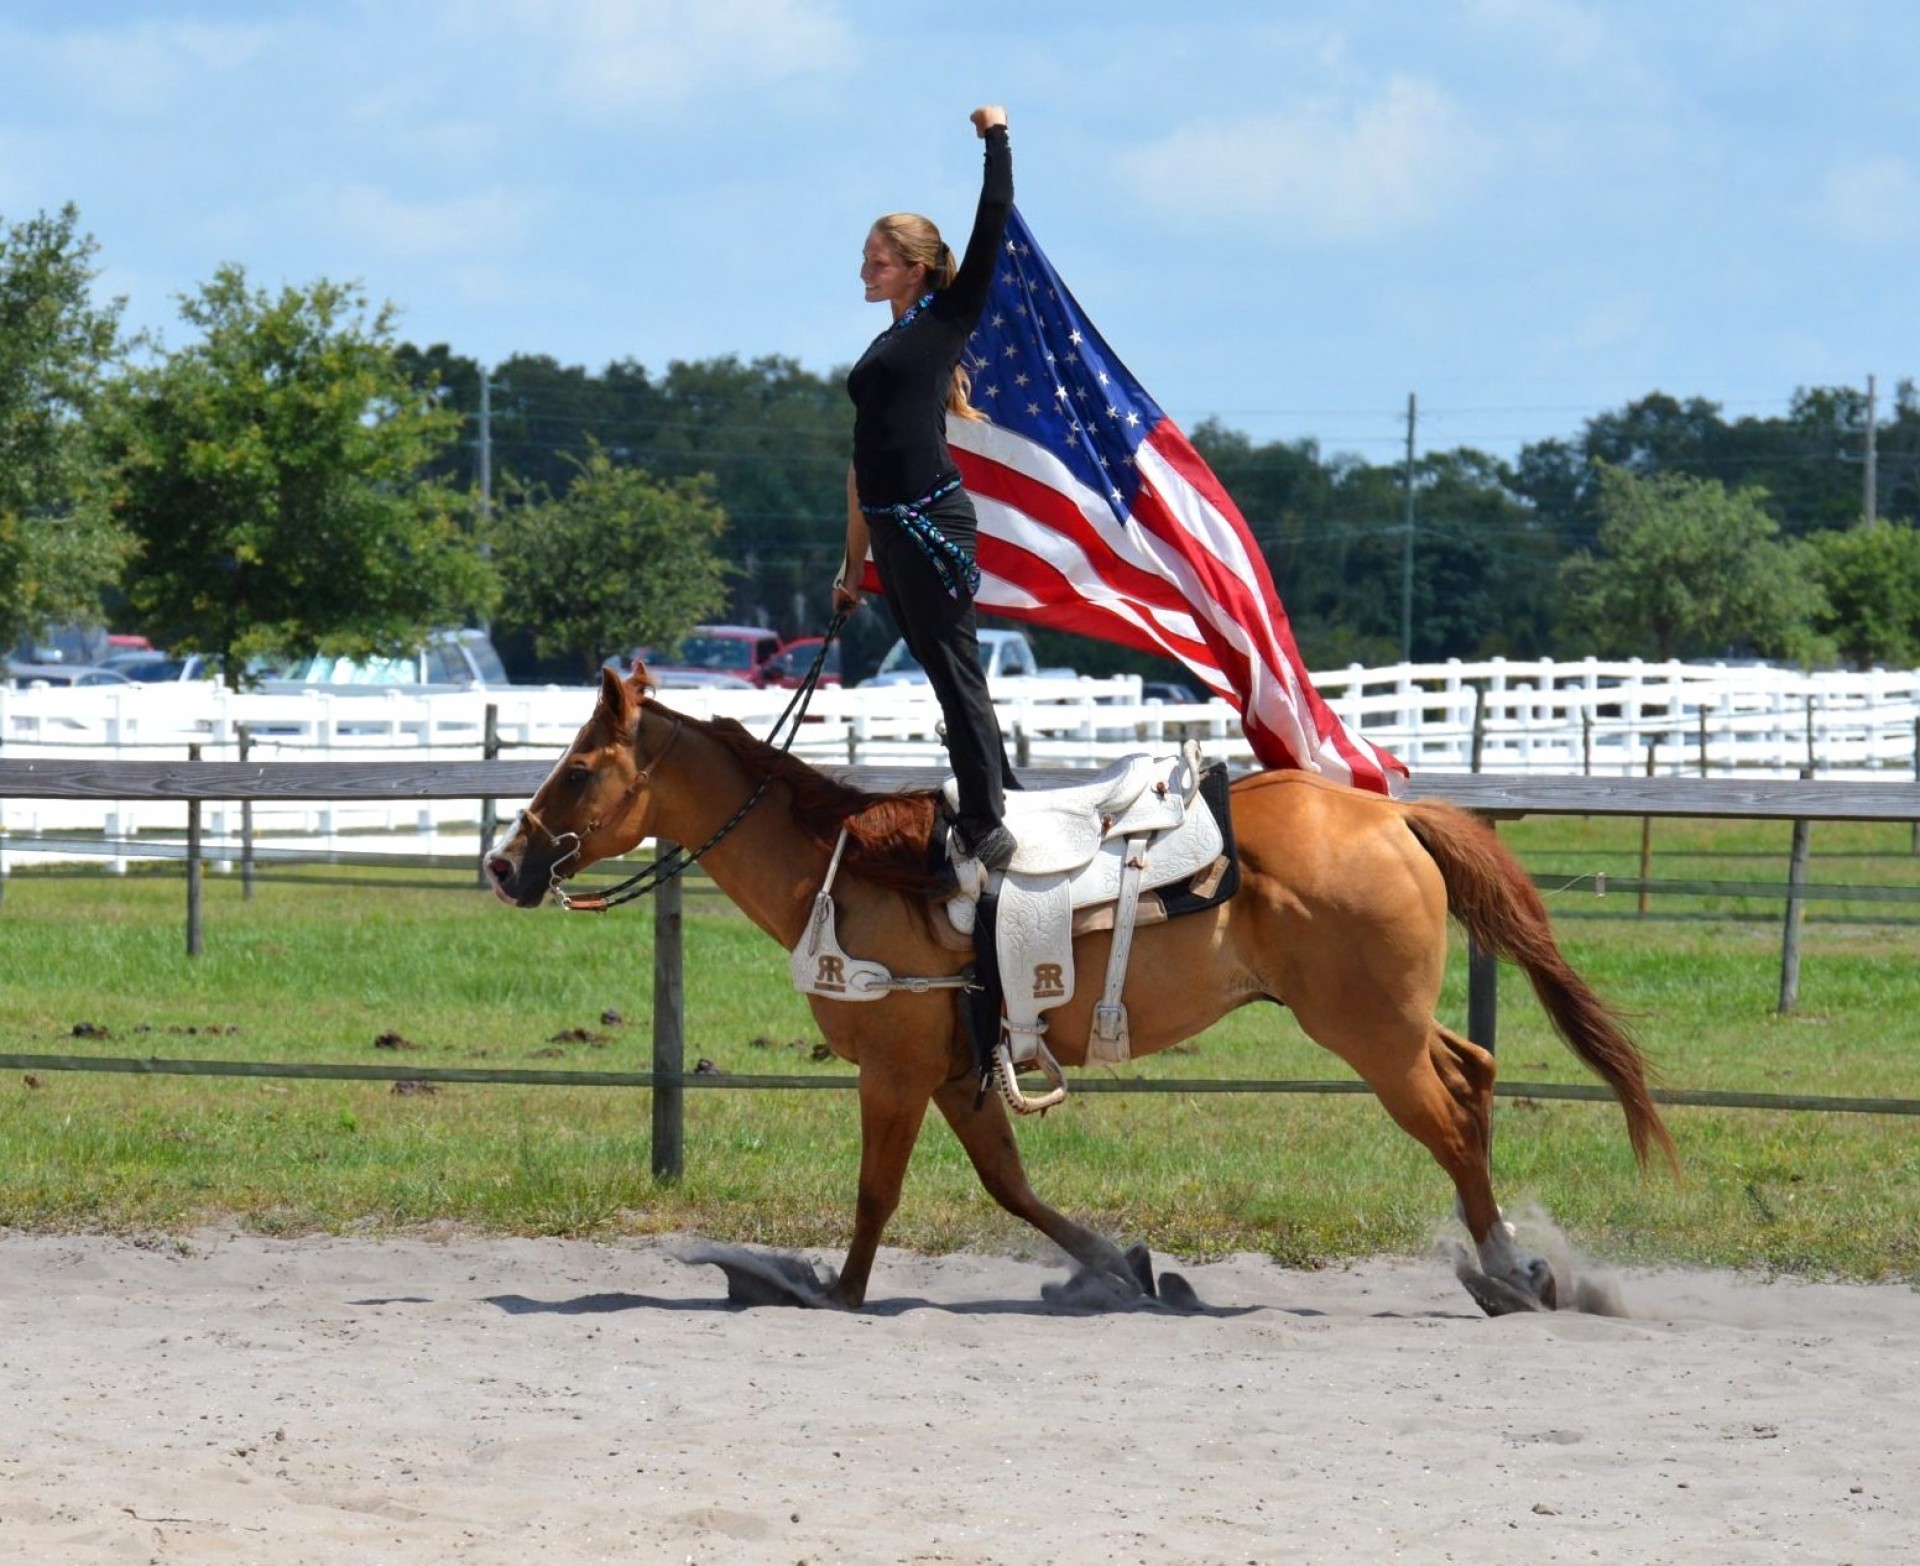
top-left (5, 1), bottom-right (1917, 465)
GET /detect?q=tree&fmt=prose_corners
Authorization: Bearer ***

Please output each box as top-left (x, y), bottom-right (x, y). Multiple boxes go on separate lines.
top-left (1807, 523), bottom-right (1920, 669)
top-left (492, 444), bottom-right (730, 679)
top-left (0, 205), bottom-right (127, 656)
top-left (1559, 464), bottom-right (1827, 663)
top-left (96, 268), bottom-right (491, 685)
top-left (397, 348), bottom-right (849, 636)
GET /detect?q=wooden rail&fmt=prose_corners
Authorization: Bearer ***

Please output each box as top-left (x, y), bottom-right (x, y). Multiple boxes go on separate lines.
top-left (6, 758), bottom-right (1918, 1172)
top-left (3, 756), bottom-right (1917, 818)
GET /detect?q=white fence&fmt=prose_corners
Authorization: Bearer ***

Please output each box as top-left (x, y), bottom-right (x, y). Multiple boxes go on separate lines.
top-left (5, 658), bottom-right (1920, 866)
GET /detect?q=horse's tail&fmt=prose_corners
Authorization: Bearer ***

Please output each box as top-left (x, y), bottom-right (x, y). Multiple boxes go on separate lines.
top-left (1400, 799), bottom-right (1677, 1174)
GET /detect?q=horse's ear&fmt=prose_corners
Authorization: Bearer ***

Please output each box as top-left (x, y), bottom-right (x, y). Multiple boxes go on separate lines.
top-left (598, 664), bottom-right (640, 732)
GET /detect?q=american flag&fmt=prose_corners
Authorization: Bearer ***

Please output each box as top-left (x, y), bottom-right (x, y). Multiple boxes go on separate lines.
top-left (934, 206), bottom-right (1406, 794)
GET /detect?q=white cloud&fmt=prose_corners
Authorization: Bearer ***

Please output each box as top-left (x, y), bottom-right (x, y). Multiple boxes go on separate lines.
top-left (449, 0), bottom-right (854, 118)
top-left (1130, 78), bottom-right (1490, 244)
top-left (1809, 156), bottom-right (1920, 246)
top-left (1466, 0), bottom-right (1617, 74)
top-left (327, 184), bottom-right (536, 262)
top-left (0, 18), bottom-right (274, 118)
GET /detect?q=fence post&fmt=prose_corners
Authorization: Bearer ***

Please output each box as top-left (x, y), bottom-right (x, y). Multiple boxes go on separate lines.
top-left (1464, 695), bottom-right (1498, 1050)
top-left (1778, 765), bottom-right (1814, 1015)
top-left (1582, 709), bottom-right (1593, 777)
top-left (186, 744), bottom-right (204, 957)
top-left (1697, 704), bottom-right (1711, 776)
top-left (237, 724), bottom-right (256, 901)
top-left (1638, 736), bottom-right (1657, 918)
top-left (651, 840), bottom-right (685, 1183)
top-left (476, 703), bottom-right (499, 889)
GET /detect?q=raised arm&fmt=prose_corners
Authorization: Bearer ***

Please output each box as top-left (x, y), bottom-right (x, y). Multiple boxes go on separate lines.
top-left (942, 106), bottom-right (1012, 321)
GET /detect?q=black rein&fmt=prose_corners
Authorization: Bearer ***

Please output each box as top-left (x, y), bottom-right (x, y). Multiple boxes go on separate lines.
top-left (556, 613), bottom-right (848, 912)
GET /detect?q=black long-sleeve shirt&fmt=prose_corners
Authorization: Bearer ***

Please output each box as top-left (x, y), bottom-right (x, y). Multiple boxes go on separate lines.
top-left (847, 126), bottom-right (1012, 508)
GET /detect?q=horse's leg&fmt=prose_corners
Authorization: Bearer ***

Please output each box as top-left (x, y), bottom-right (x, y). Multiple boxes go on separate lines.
top-left (827, 1064), bottom-right (936, 1310)
top-left (1298, 995), bottom-right (1556, 1312)
top-left (931, 1077), bottom-right (1144, 1295)
top-left (1424, 1024), bottom-right (1557, 1309)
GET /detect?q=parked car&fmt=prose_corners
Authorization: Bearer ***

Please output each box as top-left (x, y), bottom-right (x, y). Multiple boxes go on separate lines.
top-left (5, 662), bottom-right (134, 689)
top-left (112, 653), bottom-right (225, 683)
top-left (267, 628), bottom-right (509, 690)
top-left (861, 628), bottom-right (1073, 687)
top-left (10, 623), bottom-right (110, 667)
top-left (1142, 679), bottom-right (1200, 705)
top-left (757, 636), bottom-right (843, 689)
top-left (607, 625), bottom-right (785, 688)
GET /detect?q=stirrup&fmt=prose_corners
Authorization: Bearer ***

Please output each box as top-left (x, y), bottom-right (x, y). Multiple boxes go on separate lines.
top-left (991, 1038), bottom-right (1067, 1116)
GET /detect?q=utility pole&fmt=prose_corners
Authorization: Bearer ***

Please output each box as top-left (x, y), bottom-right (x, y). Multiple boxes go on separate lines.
top-left (476, 369), bottom-right (493, 525)
top-left (1401, 392), bottom-right (1416, 664)
top-left (1864, 373), bottom-right (1878, 527)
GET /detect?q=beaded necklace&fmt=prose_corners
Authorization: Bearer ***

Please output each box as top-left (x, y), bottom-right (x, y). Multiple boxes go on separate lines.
top-left (869, 291), bottom-right (936, 350)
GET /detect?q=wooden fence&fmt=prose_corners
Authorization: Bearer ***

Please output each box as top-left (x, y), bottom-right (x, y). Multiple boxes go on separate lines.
top-left (3, 757), bottom-right (1919, 1179)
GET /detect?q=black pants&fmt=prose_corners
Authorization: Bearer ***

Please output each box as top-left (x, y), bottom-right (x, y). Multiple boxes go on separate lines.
top-left (867, 494), bottom-right (1018, 847)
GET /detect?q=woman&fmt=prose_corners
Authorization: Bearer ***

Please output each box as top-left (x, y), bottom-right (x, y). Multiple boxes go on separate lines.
top-left (833, 104), bottom-right (1019, 873)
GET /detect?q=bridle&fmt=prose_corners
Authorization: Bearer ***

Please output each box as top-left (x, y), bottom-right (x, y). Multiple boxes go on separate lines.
top-left (525, 615), bottom-right (844, 913)
top-left (517, 715), bottom-right (683, 902)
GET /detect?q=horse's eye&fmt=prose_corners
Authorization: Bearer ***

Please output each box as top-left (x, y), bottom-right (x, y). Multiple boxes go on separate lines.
top-left (564, 764), bottom-right (592, 789)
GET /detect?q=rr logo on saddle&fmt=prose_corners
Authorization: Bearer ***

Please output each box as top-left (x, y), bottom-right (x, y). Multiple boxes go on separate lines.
top-left (790, 741), bottom-right (1240, 1113)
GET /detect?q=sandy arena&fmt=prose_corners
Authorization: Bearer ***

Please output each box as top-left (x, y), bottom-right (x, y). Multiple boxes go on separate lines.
top-left (1, 1228), bottom-right (1915, 1564)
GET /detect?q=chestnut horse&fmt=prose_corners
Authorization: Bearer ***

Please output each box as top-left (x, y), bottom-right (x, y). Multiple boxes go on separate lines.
top-left (487, 667), bottom-right (1673, 1312)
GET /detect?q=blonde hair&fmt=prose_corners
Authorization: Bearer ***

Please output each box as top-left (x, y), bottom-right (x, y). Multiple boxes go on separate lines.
top-left (871, 212), bottom-right (986, 422)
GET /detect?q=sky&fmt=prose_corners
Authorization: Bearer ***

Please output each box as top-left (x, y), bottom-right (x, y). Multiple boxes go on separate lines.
top-left (4, 0), bottom-right (1918, 467)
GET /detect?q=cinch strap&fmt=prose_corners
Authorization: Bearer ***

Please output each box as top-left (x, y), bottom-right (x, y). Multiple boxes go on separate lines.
top-left (862, 476), bottom-right (980, 600)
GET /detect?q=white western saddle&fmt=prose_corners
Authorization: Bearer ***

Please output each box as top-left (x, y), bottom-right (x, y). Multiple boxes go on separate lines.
top-left (789, 744), bottom-right (1227, 1113)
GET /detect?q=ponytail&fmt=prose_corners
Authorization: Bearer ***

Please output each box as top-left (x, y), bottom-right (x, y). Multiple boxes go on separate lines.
top-left (872, 214), bottom-right (986, 421)
top-left (948, 362), bottom-right (985, 422)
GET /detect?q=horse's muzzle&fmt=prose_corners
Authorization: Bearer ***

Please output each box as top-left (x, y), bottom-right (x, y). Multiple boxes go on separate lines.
top-left (485, 838), bottom-right (551, 909)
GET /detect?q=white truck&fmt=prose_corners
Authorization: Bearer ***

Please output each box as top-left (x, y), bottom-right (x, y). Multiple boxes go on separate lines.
top-left (862, 628), bottom-right (1076, 687)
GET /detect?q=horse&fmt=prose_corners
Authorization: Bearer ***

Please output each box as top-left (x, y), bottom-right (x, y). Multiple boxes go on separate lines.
top-left (486, 666), bottom-right (1674, 1313)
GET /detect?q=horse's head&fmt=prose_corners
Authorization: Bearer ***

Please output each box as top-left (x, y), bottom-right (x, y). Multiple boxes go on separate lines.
top-left (486, 664), bottom-right (669, 908)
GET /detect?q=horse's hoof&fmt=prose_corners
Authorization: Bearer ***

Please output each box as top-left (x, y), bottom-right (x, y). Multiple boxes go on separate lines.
top-left (676, 1244), bottom-right (838, 1308)
top-left (1043, 1257), bottom-right (1148, 1312)
top-left (1454, 1256), bottom-right (1553, 1317)
top-left (1156, 1271), bottom-right (1202, 1311)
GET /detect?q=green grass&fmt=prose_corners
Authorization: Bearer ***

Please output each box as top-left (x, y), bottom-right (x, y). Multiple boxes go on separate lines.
top-left (2, 823), bottom-right (1917, 1283)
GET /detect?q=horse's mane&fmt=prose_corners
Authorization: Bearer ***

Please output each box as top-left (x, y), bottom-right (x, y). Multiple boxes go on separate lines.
top-left (695, 713), bottom-right (945, 895)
